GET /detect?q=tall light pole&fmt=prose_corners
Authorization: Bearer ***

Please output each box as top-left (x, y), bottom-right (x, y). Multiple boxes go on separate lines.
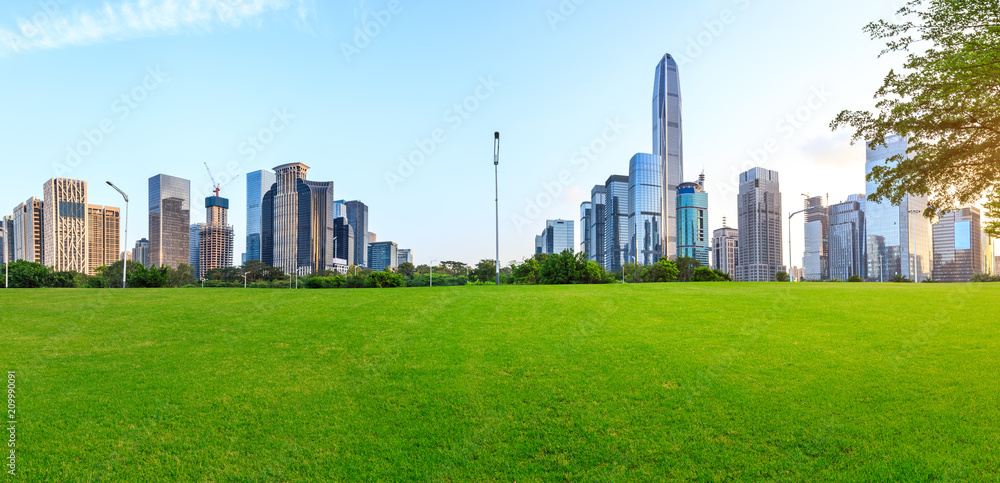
top-left (788, 207), bottom-right (808, 282)
top-left (908, 208), bottom-right (921, 282)
top-left (3, 218), bottom-right (8, 289)
top-left (494, 132), bottom-right (501, 286)
top-left (430, 260), bottom-right (438, 288)
top-left (107, 181), bottom-right (129, 289)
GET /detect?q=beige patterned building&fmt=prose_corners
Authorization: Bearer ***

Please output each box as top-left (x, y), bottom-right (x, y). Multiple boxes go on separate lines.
top-left (43, 178), bottom-right (88, 273)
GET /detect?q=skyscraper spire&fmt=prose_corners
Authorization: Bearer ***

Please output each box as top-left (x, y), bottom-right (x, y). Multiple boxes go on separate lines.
top-left (653, 53), bottom-right (683, 259)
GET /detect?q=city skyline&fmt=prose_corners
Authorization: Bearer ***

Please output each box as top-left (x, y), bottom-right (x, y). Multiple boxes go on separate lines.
top-left (1, 0), bottom-right (997, 266)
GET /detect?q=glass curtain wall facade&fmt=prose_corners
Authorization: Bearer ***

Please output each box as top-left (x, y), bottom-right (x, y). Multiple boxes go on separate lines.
top-left (149, 174), bottom-right (191, 268)
top-left (133, 238), bottom-right (150, 267)
top-left (735, 168), bottom-right (784, 281)
top-left (334, 217), bottom-right (354, 265)
top-left (580, 202), bottom-right (592, 257)
top-left (653, 53), bottom-right (683, 258)
top-left (189, 224), bottom-right (203, 275)
top-left (590, 185), bottom-right (606, 266)
top-left (538, 219), bottom-right (574, 255)
top-left (246, 169), bottom-right (276, 262)
top-left (865, 136), bottom-right (933, 281)
top-left (368, 241), bottom-right (398, 271)
top-left (346, 201), bottom-right (369, 268)
top-left (43, 178), bottom-right (89, 273)
top-left (628, 153), bottom-right (662, 266)
top-left (828, 197), bottom-right (866, 280)
top-left (677, 180), bottom-right (709, 266)
top-left (604, 175), bottom-right (629, 272)
top-left (932, 207), bottom-right (983, 282)
top-left (803, 196), bottom-right (829, 280)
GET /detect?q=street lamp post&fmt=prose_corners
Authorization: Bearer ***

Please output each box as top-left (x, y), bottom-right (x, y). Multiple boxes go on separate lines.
top-left (107, 181), bottom-right (129, 289)
top-left (3, 220), bottom-right (7, 289)
top-left (243, 271), bottom-right (248, 288)
top-left (788, 207), bottom-right (809, 282)
top-left (494, 132), bottom-right (500, 286)
top-left (430, 260), bottom-right (438, 288)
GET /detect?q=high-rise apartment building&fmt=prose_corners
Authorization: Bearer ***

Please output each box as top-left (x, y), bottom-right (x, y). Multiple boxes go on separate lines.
top-left (86, 205), bottom-right (120, 274)
top-left (149, 174), bottom-right (191, 268)
top-left (653, 53), bottom-right (683, 258)
top-left (246, 169), bottom-right (276, 262)
top-left (828, 195), bottom-right (866, 281)
top-left (865, 136), bottom-right (933, 281)
top-left (628, 153), bottom-right (662, 266)
top-left (536, 219), bottom-right (575, 255)
top-left (590, 185), bottom-right (606, 266)
top-left (712, 223), bottom-right (738, 276)
top-left (735, 168), bottom-right (785, 282)
top-left (43, 178), bottom-right (88, 272)
top-left (198, 196), bottom-right (234, 279)
top-left (368, 241), bottom-right (398, 271)
top-left (397, 248), bottom-right (413, 266)
top-left (802, 196), bottom-right (829, 281)
top-left (932, 207), bottom-right (986, 282)
top-left (132, 238), bottom-right (150, 267)
top-left (604, 175), bottom-right (629, 272)
top-left (345, 201), bottom-right (369, 268)
top-left (261, 163), bottom-right (337, 274)
top-left (677, 176), bottom-right (709, 266)
top-left (580, 202), bottom-right (592, 257)
top-left (12, 198), bottom-right (44, 263)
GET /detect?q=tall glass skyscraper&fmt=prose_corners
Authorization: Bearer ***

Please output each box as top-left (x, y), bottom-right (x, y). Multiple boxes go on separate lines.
top-left (628, 153), bottom-right (662, 266)
top-left (149, 174), bottom-right (191, 268)
top-left (260, 164), bottom-right (336, 274)
top-left (653, 53), bottom-right (683, 258)
top-left (580, 202), bottom-right (592, 257)
top-left (346, 200), bottom-right (369, 268)
top-left (828, 195), bottom-right (866, 281)
top-left (865, 135), bottom-right (933, 281)
top-left (246, 169), bottom-right (275, 262)
top-left (590, 185), bottom-right (606, 266)
top-left (735, 168), bottom-right (784, 281)
top-left (604, 175), bottom-right (629, 272)
top-left (677, 178), bottom-right (709, 266)
top-left (536, 219), bottom-right (574, 255)
top-left (803, 196), bottom-right (829, 281)
top-left (932, 207), bottom-right (985, 283)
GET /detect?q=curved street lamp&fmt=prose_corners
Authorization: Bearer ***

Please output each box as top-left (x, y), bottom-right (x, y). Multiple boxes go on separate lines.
top-left (106, 181), bottom-right (129, 289)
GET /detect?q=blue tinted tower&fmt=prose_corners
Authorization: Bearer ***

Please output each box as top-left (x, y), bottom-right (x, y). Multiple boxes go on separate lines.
top-left (246, 169), bottom-right (275, 262)
top-left (677, 176), bottom-right (709, 266)
top-left (628, 153), bottom-right (662, 266)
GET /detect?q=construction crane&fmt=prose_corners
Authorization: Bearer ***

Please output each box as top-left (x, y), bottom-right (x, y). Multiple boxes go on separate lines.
top-left (204, 162), bottom-right (240, 197)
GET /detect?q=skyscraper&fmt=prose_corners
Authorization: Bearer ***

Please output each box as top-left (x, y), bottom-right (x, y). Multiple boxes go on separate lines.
top-left (199, 196), bottom-right (234, 279)
top-left (802, 196), bottom-right (829, 281)
top-left (604, 175), bottom-right (629, 272)
top-left (397, 248), bottom-right (413, 266)
top-left (368, 241), bottom-right (398, 271)
top-left (245, 169), bottom-right (276, 262)
top-left (735, 168), bottom-right (784, 282)
top-left (189, 224), bottom-right (203, 276)
top-left (590, 185), bottom-right (606, 266)
top-left (132, 238), bottom-right (150, 267)
top-left (87, 205), bottom-right (120, 274)
top-left (932, 207), bottom-right (985, 283)
top-left (43, 178), bottom-right (88, 272)
top-left (261, 163), bottom-right (337, 274)
top-left (653, 53), bottom-right (683, 258)
top-left (149, 174), bottom-right (191, 268)
top-left (712, 223), bottom-right (738, 276)
top-left (536, 219), bottom-right (574, 255)
top-left (12, 198), bottom-right (43, 263)
top-left (333, 217), bottom-right (354, 265)
top-left (828, 196), bottom-right (866, 281)
top-left (580, 201), bottom-right (592, 257)
top-left (628, 153), bottom-right (662, 266)
top-left (865, 136), bottom-right (933, 281)
top-left (677, 177), bottom-right (709, 266)
top-left (345, 200), bottom-right (369, 268)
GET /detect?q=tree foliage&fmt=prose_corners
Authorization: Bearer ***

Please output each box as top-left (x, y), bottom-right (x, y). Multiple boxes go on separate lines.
top-left (776, 271), bottom-right (791, 282)
top-left (831, 0), bottom-right (1000, 235)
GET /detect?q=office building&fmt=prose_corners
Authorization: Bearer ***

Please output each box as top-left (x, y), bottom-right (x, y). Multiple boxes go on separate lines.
top-left (333, 217), bottom-right (354, 266)
top-left (865, 135), bottom-right (933, 281)
top-left (712, 223), bottom-right (738, 276)
top-left (345, 201), bottom-right (369, 268)
top-left (536, 219), bottom-right (575, 255)
top-left (245, 169), bottom-right (276, 262)
top-left (397, 248), bottom-right (413, 266)
top-left (828, 196), bottom-right (866, 280)
top-left (149, 174), bottom-right (191, 268)
top-left (87, 205), bottom-right (120, 274)
top-left (189, 224), bottom-right (204, 275)
top-left (368, 241), bottom-right (398, 271)
top-left (932, 207), bottom-right (986, 282)
top-left (12, 198), bottom-right (44, 263)
top-left (590, 185), bottom-right (606, 266)
top-left (802, 196), bottom-right (829, 281)
top-left (735, 168), bottom-right (785, 281)
top-left (261, 163), bottom-right (337, 274)
top-left (604, 175), bottom-right (629, 272)
top-left (133, 238), bottom-right (150, 267)
top-left (580, 202), bottom-right (592, 257)
top-left (653, 53), bottom-right (684, 258)
top-left (198, 196), bottom-right (234, 279)
top-left (43, 178), bottom-right (89, 272)
top-left (677, 176), bottom-right (709, 266)
top-left (628, 153), bottom-right (662, 266)
top-left (369, 232), bottom-right (377, 244)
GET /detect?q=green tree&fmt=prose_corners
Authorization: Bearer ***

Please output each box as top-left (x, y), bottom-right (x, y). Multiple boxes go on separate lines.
top-left (129, 264), bottom-right (169, 288)
top-left (889, 274), bottom-right (913, 283)
top-left (397, 262), bottom-right (415, 278)
top-left (167, 264), bottom-right (196, 287)
top-left (511, 258), bottom-right (542, 285)
top-left (776, 271), bottom-right (791, 282)
top-left (539, 250), bottom-right (580, 285)
top-left (847, 274), bottom-right (864, 283)
top-left (470, 259), bottom-right (497, 283)
top-left (4, 260), bottom-right (49, 288)
top-left (831, 0), bottom-right (1000, 235)
top-left (645, 259), bottom-right (679, 283)
top-left (712, 269), bottom-right (733, 281)
top-left (692, 266), bottom-right (724, 282)
top-left (675, 257), bottom-right (701, 282)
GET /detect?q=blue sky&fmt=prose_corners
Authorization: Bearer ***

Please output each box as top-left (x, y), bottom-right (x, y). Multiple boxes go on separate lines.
top-left (1, 0), bottom-right (937, 266)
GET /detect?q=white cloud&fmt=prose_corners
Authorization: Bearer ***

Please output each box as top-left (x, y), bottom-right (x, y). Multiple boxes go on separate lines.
top-left (0, 0), bottom-right (314, 54)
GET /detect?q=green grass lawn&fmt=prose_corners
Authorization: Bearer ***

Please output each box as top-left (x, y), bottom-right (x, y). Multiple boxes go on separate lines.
top-left (3, 283), bottom-right (999, 481)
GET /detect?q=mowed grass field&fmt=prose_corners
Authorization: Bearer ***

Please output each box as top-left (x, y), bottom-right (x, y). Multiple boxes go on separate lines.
top-left (3, 283), bottom-right (999, 482)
